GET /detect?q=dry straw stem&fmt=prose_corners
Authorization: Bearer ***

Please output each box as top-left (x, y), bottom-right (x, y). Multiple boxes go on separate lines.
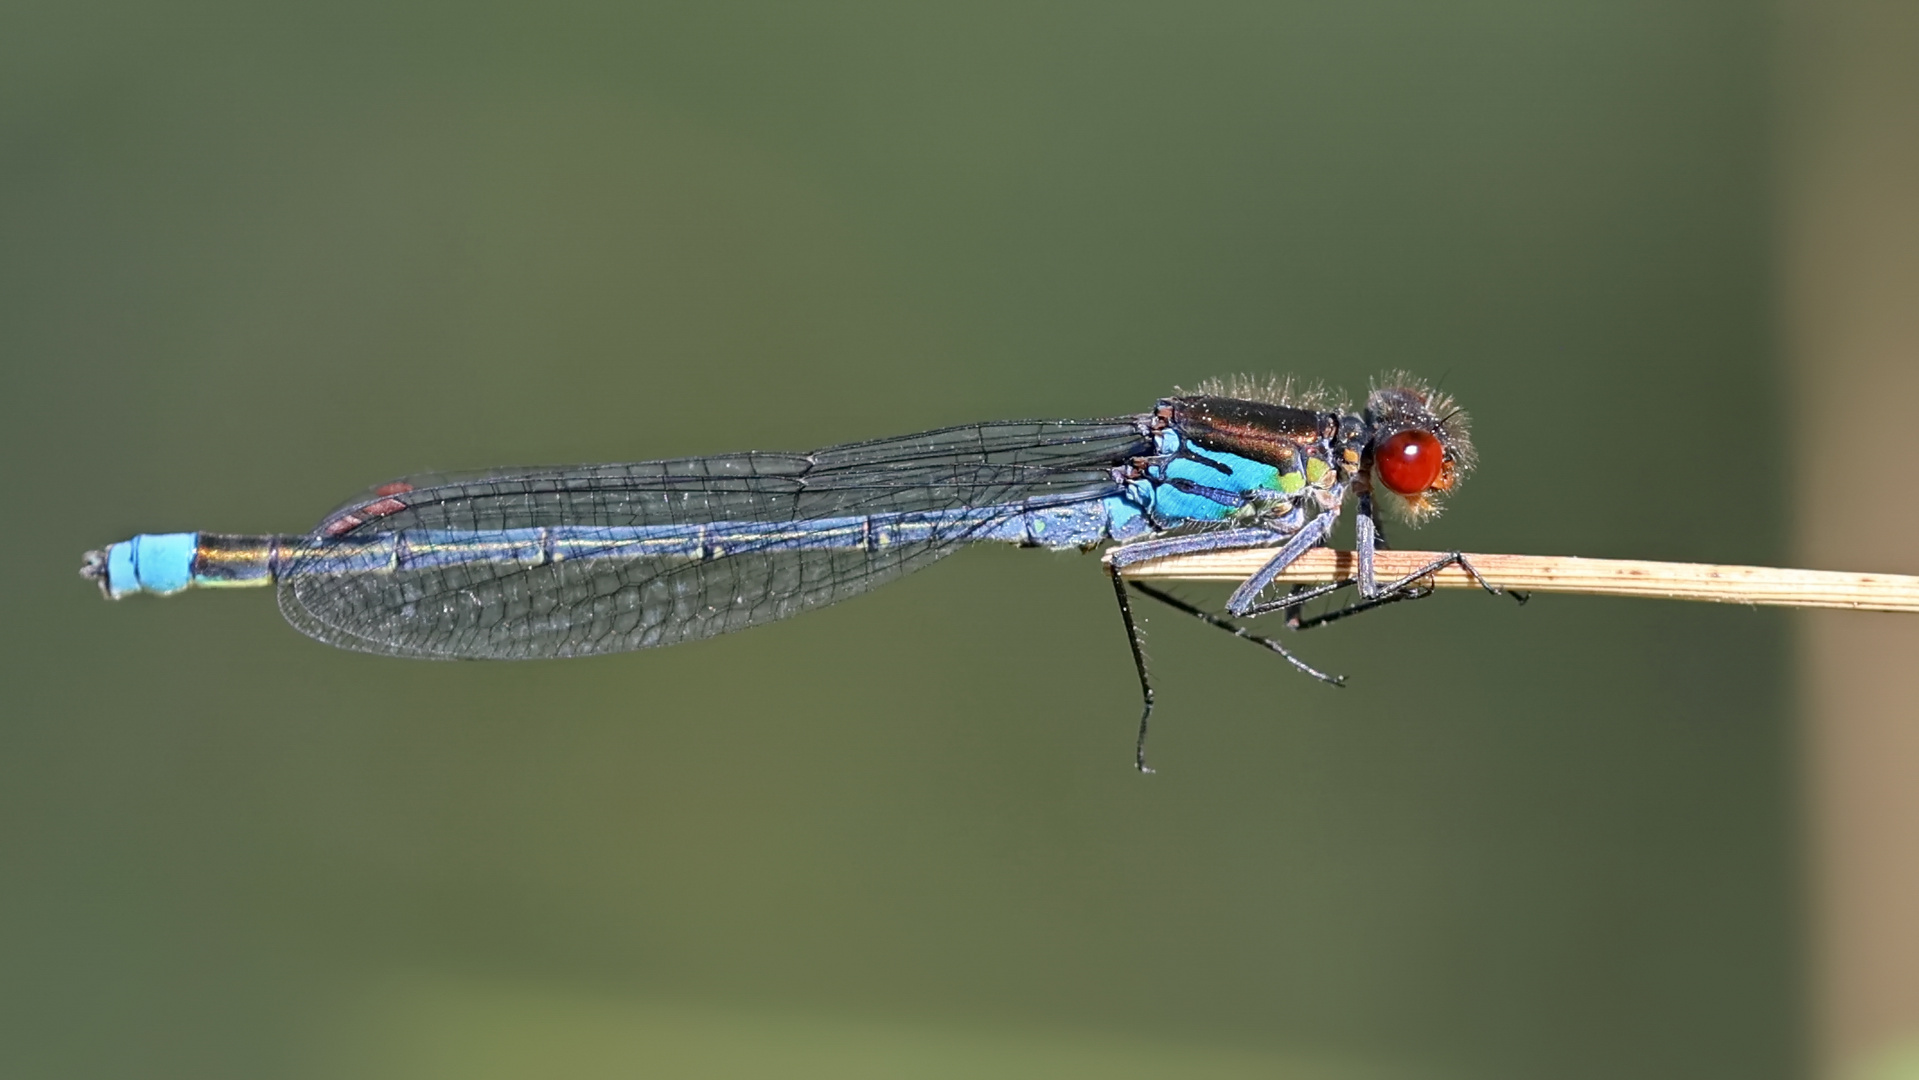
top-left (1110, 549), bottom-right (1919, 614)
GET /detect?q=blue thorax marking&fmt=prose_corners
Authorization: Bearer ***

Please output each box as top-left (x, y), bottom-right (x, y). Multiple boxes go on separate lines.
top-left (1139, 428), bottom-right (1284, 525)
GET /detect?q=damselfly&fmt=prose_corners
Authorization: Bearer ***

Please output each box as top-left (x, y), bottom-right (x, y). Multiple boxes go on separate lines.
top-left (82, 374), bottom-right (1512, 769)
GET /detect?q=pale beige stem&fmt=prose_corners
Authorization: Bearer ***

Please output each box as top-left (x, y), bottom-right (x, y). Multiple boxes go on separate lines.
top-left (1109, 549), bottom-right (1919, 614)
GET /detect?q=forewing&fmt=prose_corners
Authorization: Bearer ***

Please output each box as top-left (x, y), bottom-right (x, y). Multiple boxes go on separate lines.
top-left (278, 418), bottom-right (1147, 659)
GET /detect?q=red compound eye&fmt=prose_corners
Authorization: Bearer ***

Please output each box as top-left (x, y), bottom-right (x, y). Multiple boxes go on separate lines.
top-left (1375, 429), bottom-right (1445, 496)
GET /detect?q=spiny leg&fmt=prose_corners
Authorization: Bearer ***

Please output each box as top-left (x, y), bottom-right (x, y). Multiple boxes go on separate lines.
top-left (1106, 527), bottom-right (1306, 773)
top-left (1268, 483), bottom-right (1529, 623)
top-left (1240, 560), bottom-right (1508, 623)
top-left (1127, 580), bottom-right (1344, 685)
top-left (1353, 498), bottom-right (1523, 603)
top-left (1229, 575), bottom-right (1418, 623)
top-left (1287, 583), bottom-right (1435, 629)
top-left (1222, 513), bottom-right (1336, 615)
top-left (1232, 575), bottom-right (1352, 616)
top-left (1106, 561), bottom-right (1158, 774)
top-left (1371, 551), bottom-right (1529, 605)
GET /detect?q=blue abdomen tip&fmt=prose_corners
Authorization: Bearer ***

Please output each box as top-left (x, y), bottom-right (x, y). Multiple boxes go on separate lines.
top-left (106, 533), bottom-right (199, 597)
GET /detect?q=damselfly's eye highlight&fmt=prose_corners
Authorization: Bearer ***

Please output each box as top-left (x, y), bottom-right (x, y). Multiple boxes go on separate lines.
top-left (1375, 429), bottom-right (1444, 495)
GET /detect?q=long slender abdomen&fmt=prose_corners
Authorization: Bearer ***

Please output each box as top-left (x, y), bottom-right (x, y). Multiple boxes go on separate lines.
top-left (83, 498), bottom-right (1140, 599)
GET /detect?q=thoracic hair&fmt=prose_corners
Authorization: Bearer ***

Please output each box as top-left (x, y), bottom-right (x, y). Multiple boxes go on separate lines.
top-left (1179, 374), bottom-right (1344, 413)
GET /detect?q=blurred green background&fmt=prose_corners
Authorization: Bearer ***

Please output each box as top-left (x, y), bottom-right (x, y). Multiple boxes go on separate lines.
top-left (1, 2), bottom-right (1792, 1078)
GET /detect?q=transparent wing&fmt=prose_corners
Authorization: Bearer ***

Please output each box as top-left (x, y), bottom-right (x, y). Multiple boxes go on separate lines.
top-left (278, 418), bottom-right (1150, 659)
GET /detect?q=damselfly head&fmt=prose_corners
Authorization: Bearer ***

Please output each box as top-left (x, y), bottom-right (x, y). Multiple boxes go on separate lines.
top-left (1364, 372), bottom-right (1474, 523)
